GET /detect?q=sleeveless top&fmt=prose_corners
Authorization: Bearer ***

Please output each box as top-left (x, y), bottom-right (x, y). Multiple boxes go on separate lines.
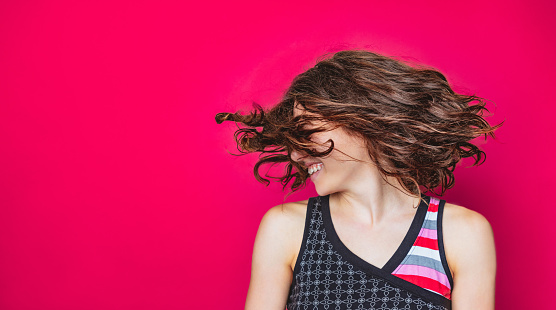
top-left (286, 195), bottom-right (454, 310)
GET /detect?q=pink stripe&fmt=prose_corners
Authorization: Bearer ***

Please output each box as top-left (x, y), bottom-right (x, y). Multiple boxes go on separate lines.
top-left (430, 197), bottom-right (440, 206)
top-left (393, 264), bottom-right (450, 288)
top-left (418, 228), bottom-right (437, 239)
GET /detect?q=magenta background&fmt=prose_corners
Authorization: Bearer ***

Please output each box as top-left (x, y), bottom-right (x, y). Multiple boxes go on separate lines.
top-left (1, 0), bottom-right (554, 309)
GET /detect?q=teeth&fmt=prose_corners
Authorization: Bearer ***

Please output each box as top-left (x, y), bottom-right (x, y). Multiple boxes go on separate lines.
top-left (308, 163), bottom-right (322, 175)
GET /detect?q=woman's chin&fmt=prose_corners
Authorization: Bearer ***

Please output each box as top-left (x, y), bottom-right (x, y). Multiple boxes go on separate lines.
top-left (311, 169), bottom-right (338, 197)
top-left (314, 183), bottom-right (333, 197)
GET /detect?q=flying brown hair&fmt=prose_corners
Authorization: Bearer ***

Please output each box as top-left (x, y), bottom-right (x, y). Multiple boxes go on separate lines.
top-left (215, 50), bottom-right (502, 197)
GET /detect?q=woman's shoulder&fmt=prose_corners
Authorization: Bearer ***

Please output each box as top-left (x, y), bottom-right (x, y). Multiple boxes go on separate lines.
top-left (263, 199), bottom-right (309, 223)
top-left (442, 202), bottom-right (492, 229)
top-left (441, 201), bottom-right (496, 279)
top-left (258, 199), bottom-right (309, 242)
top-left (246, 200), bottom-right (311, 308)
top-left (259, 199), bottom-right (309, 230)
top-left (254, 199), bottom-right (310, 269)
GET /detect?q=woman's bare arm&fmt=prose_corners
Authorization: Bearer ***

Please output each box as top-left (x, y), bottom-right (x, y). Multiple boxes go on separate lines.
top-left (244, 202), bottom-right (306, 310)
top-left (444, 203), bottom-right (497, 310)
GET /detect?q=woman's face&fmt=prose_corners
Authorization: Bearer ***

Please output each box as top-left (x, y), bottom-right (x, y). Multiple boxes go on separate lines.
top-left (291, 105), bottom-right (378, 197)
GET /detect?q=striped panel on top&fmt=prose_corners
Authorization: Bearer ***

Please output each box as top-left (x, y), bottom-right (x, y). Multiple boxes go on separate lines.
top-left (391, 197), bottom-right (452, 299)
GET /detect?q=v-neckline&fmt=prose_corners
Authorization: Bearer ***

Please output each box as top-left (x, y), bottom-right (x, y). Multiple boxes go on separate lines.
top-left (321, 194), bottom-right (429, 274)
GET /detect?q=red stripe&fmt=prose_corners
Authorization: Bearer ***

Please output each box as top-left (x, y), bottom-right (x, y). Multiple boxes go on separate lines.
top-left (428, 202), bottom-right (439, 212)
top-left (413, 236), bottom-right (439, 250)
top-left (393, 274), bottom-right (451, 299)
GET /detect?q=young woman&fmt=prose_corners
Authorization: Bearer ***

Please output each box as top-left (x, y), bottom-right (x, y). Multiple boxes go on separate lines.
top-left (216, 50), bottom-right (500, 310)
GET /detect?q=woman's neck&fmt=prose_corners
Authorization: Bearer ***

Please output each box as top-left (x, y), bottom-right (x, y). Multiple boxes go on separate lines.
top-left (329, 174), bottom-right (419, 227)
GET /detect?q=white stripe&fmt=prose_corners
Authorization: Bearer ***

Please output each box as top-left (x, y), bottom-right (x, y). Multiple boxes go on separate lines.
top-left (409, 246), bottom-right (442, 262)
top-left (425, 211), bottom-right (438, 221)
top-left (424, 287), bottom-right (444, 296)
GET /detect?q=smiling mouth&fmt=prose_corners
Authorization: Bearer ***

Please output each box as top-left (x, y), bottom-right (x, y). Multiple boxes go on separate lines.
top-left (308, 163), bottom-right (323, 175)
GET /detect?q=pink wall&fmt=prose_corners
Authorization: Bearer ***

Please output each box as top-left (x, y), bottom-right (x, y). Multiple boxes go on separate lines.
top-left (1, 0), bottom-right (554, 309)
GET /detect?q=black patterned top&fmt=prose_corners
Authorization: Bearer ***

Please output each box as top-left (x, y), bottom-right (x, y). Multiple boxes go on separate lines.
top-left (286, 195), bottom-right (452, 310)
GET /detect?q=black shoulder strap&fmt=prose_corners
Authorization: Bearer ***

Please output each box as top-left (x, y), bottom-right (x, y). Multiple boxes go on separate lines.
top-left (437, 198), bottom-right (454, 289)
top-left (292, 197), bottom-right (315, 275)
